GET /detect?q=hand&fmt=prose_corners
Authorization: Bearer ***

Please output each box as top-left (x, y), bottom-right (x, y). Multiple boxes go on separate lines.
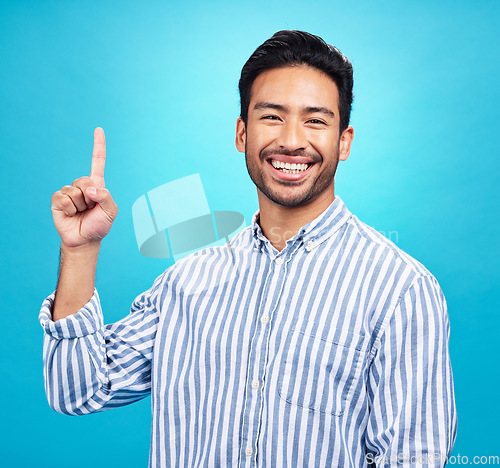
top-left (51, 128), bottom-right (118, 250)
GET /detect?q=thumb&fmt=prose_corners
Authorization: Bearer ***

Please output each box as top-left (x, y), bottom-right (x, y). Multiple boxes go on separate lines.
top-left (85, 187), bottom-right (117, 218)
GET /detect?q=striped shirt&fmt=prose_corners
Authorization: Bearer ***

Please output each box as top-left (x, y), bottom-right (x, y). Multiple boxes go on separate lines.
top-left (40, 195), bottom-right (457, 467)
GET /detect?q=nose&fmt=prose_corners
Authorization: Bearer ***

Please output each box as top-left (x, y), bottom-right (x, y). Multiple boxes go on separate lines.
top-left (276, 120), bottom-right (308, 152)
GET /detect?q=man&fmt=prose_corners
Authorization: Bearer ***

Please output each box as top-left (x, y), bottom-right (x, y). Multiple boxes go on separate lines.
top-left (41, 30), bottom-right (457, 467)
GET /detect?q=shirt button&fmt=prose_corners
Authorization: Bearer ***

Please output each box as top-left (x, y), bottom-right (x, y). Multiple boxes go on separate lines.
top-left (245, 447), bottom-right (253, 456)
top-left (251, 380), bottom-right (260, 389)
top-left (307, 240), bottom-right (314, 248)
top-left (275, 257), bottom-right (284, 265)
top-left (260, 315), bottom-right (269, 324)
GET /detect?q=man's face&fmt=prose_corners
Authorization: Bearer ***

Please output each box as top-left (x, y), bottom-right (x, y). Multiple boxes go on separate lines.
top-left (236, 65), bottom-right (353, 208)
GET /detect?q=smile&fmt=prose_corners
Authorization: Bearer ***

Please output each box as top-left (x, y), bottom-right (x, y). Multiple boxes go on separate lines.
top-left (270, 159), bottom-right (312, 174)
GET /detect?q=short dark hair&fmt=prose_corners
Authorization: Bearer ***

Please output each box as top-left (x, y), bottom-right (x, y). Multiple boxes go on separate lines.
top-left (239, 30), bottom-right (354, 133)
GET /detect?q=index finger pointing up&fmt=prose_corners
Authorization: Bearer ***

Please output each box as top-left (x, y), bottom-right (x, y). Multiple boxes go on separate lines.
top-left (90, 127), bottom-right (106, 188)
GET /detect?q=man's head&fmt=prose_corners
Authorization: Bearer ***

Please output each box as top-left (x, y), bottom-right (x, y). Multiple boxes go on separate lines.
top-left (235, 31), bottom-right (355, 210)
top-left (239, 30), bottom-right (353, 135)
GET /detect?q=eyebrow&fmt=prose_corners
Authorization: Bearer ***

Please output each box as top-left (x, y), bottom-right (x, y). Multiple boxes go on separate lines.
top-left (304, 106), bottom-right (335, 118)
top-left (253, 101), bottom-right (335, 118)
top-left (254, 102), bottom-right (288, 112)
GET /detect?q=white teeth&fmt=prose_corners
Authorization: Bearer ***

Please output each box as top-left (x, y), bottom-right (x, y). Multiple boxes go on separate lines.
top-left (271, 160), bottom-right (310, 173)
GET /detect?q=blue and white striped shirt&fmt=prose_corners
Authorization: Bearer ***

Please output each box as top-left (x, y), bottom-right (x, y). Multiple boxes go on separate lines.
top-left (40, 195), bottom-right (456, 467)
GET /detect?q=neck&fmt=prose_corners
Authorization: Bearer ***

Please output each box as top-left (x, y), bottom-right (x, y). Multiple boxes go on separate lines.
top-left (257, 189), bottom-right (336, 251)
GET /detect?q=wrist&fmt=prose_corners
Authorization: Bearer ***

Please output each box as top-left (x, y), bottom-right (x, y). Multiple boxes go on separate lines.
top-left (60, 240), bottom-right (101, 259)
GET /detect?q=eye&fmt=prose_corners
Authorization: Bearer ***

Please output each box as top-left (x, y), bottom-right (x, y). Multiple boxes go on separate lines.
top-left (307, 118), bottom-right (327, 125)
top-left (261, 115), bottom-right (282, 121)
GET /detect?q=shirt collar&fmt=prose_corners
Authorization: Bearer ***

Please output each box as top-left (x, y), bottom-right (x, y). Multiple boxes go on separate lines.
top-left (251, 195), bottom-right (352, 252)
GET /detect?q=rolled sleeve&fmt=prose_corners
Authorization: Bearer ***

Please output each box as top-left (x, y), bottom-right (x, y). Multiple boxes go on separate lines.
top-left (39, 271), bottom-right (167, 415)
top-left (39, 289), bottom-right (103, 339)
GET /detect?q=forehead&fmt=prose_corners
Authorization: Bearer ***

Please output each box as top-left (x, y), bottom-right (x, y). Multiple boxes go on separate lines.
top-left (249, 65), bottom-right (339, 112)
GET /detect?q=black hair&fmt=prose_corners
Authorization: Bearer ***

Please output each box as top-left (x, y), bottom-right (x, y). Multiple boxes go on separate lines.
top-left (239, 30), bottom-right (353, 133)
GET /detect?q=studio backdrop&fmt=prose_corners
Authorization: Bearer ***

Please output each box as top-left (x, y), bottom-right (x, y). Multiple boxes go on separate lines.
top-left (1, 0), bottom-right (498, 466)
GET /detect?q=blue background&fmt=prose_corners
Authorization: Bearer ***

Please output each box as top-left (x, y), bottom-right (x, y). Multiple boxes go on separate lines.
top-left (1, 0), bottom-right (498, 465)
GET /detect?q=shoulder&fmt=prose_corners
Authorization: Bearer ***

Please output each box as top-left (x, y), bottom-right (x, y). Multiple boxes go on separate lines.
top-left (345, 214), bottom-right (448, 325)
top-left (343, 213), bottom-right (447, 317)
top-left (347, 213), bottom-right (435, 280)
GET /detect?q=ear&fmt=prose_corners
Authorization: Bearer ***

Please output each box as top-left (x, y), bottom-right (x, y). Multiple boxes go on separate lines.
top-left (339, 125), bottom-right (354, 161)
top-left (235, 117), bottom-right (246, 153)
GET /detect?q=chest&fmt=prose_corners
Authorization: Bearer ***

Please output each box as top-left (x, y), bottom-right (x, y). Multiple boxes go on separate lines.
top-left (152, 248), bottom-right (375, 418)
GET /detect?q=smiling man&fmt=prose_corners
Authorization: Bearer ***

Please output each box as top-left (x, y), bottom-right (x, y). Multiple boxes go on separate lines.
top-left (40, 31), bottom-right (456, 467)
top-left (237, 64), bottom-right (354, 251)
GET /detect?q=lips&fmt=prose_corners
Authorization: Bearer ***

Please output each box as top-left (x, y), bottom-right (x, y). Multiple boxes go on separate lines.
top-left (271, 160), bottom-right (311, 173)
top-left (267, 158), bottom-right (315, 180)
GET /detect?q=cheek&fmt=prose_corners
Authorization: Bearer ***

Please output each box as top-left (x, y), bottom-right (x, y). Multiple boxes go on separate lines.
top-left (247, 124), bottom-right (279, 149)
top-left (314, 131), bottom-right (337, 148)
top-left (309, 135), bottom-right (338, 159)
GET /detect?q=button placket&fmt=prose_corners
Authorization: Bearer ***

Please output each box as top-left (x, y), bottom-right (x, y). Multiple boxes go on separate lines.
top-left (239, 253), bottom-right (289, 467)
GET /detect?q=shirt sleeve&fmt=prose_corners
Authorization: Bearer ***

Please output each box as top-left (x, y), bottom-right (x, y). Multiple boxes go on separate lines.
top-left (364, 274), bottom-right (457, 467)
top-left (39, 272), bottom-right (167, 415)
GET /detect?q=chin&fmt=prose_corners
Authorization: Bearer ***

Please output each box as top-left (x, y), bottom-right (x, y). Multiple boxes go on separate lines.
top-left (262, 187), bottom-right (317, 208)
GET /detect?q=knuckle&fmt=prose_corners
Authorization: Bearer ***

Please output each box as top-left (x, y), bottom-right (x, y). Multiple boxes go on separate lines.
top-left (61, 185), bottom-right (77, 196)
top-left (73, 176), bottom-right (92, 187)
top-left (52, 191), bottom-right (66, 205)
top-left (59, 197), bottom-right (71, 209)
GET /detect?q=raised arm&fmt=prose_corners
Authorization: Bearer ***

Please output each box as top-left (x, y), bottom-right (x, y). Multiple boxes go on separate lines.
top-left (41, 129), bottom-right (164, 414)
top-left (50, 127), bottom-right (118, 321)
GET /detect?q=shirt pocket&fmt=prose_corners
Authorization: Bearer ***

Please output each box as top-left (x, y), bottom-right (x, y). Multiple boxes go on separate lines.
top-left (277, 328), bottom-right (368, 417)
